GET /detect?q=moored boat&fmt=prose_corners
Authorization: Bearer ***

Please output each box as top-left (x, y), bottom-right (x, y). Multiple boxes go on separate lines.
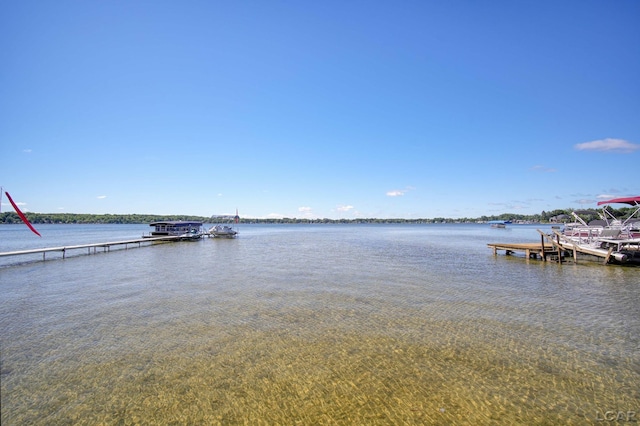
top-left (209, 224), bottom-right (238, 238)
top-left (489, 220), bottom-right (509, 228)
top-left (208, 209), bottom-right (240, 238)
top-left (143, 221), bottom-right (204, 240)
top-left (558, 196), bottom-right (640, 264)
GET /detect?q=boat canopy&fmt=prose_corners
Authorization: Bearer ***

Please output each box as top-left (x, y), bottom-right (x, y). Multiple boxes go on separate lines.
top-left (597, 196), bottom-right (640, 206)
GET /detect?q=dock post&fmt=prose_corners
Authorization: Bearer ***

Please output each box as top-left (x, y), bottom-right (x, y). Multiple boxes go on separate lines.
top-left (556, 234), bottom-right (562, 264)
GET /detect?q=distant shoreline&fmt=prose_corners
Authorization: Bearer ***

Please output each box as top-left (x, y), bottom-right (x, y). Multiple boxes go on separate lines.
top-left (1, 211), bottom-right (557, 225)
top-left (2, 206), bottom-right (633, 225)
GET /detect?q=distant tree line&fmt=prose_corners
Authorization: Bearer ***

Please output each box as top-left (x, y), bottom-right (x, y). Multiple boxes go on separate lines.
top-left (0, 213), bottom-right (209, 225)
top-left (1, 206), bottom-right (636, 225)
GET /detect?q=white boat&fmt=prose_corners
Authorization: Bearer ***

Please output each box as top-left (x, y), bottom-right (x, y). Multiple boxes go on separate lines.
top-left (561, 212), bottom-right (604, 243)
top-left (597, 196), bottom-right (640, 239)
top-left (562, 197), bottom-right (640, 242)
top-left (559, 196), bottom-right (640, 264)
top-left (208, 209), bottom-right (240, 238)
top-left (178, 230), bottom-right (205, 241)
top-left (209, 224), bottom-right (238, 238)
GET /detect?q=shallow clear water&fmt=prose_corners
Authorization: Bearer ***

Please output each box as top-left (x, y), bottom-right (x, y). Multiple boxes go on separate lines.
top-left (1, 224), bottom-right (639, 424)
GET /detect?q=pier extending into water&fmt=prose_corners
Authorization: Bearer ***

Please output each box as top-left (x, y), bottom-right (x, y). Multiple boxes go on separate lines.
top-left (0, 235), bottom-right (184, 262)
top-left (488, 229), bottom-right (595, 264)
top-left (487, 241), bottom-right (558, 261)
top-left (488, 230), bottom-right (560, 262)
top-left (488, 229), bottom-right (640, 265)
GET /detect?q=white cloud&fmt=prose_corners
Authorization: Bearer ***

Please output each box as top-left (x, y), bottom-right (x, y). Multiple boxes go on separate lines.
top-left (2, 198), bottom-right (28, 211)
top-left (298, 206), bottom-right (312, 213)
top-left (386, 186), bottom-right (415, 197)
top-left (97, 195), bottom-right (107, 199)
top-left (23, 149), bottom-right (32, 153)
top-left (574, 138), bottom-right (639, 153)
top-left (337, 205), bottom-right (354, 212)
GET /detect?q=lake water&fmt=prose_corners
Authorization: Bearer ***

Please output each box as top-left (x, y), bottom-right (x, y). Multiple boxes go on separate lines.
top-left (1, 223), bottom-right (638, 424)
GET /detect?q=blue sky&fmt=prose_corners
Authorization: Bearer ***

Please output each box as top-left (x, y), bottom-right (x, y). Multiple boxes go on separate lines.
top-left (1, 1), bottom-right (638, 219)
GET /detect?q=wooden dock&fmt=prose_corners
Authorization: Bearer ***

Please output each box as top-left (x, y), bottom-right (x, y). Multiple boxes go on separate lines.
top-left (488, 229), bottom-right (573, 262)
top-left (487, 241), bottom-right (558, 261)
top-left (489, 229), bottom-right (638, 265)
top-left (0, 235), bottom-right (184, 262)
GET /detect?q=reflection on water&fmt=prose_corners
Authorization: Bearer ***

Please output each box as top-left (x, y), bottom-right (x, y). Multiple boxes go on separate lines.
top-left (1, 224), bottom-right (639, 424)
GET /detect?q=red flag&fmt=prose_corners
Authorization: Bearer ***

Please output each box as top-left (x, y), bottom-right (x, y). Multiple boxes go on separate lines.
top-left (5, 191), bottom-right (42, 237)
